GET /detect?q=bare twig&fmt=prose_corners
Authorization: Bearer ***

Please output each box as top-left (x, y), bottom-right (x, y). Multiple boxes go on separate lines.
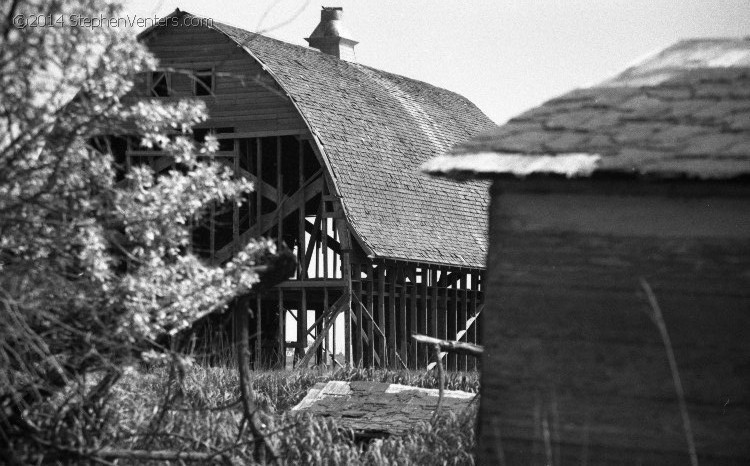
top-left (640, 279), bottom-right (699, 466)
top-left (236, 297), bottom-right (279, 464)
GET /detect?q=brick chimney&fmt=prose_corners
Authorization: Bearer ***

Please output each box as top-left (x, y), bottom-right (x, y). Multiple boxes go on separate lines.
top-left (305, 7), bottom-right (358, 61)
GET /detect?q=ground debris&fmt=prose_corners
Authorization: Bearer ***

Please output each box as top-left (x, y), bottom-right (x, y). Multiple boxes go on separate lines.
top-left (292, 381), bottom-right (475, 437)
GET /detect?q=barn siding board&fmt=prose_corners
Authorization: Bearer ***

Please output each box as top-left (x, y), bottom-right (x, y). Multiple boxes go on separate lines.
top-left (479, 180), bottom-right (750, 464)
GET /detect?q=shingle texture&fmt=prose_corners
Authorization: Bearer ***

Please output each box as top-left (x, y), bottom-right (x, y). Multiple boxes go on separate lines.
top-left (425, 39), bottom-right (750, 180)
top-left (292, 381), bottom-right (475, 436)
top-left (203, 17), bottom-right (496, 268)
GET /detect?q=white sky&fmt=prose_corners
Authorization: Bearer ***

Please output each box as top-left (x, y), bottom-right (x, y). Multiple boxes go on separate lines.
top-left (124, 0), bottom-right (750, 124)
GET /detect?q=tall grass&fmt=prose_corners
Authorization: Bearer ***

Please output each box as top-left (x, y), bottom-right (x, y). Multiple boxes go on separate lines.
top-left (100, 364), bottom-right (480, 464)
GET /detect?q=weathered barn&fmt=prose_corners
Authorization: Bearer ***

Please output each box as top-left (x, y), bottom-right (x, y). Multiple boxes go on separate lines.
top-left (424, 38), bottom-right (750, 464)
top-left (128, 8), bottom-right (495, 369)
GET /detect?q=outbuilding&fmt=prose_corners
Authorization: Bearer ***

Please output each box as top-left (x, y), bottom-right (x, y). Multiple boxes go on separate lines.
top-left (424, 38), bottom-right (750, 464)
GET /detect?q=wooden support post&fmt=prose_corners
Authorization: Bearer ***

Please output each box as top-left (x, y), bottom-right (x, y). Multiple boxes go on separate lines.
top-left (399, 267), bottom-right (408, 368)
top-left (459, 276), bottom-right (468, 371)
top-left (298, 138), bottom-right (306, 279)
top-left (388, 265), bottom-right (397, 369)
top-left (296, 289), bottom-right (307, 364)
top-left (431, 268), bottom-right (439, 341)
top-left (337, 220), bottom-right (353, 367)
top-left (378, 265), bottom-right (386, 367)
top-left (448, 284), bottom-right (457, 371)
top-left (354, 263), bottom-right (363, 366)
top-left (420, 268), bottom-right (428, 367)
top-left (366, 264), bottom-right (375, 368)
top-left (410, 268), bottom-right (418, 369)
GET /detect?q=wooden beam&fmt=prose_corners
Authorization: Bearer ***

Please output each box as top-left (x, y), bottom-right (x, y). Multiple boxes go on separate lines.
top-left (337, 221), bottom-right (353, 367)
top-left (399, 267), bottom-right (408, 368)
top-left (412, 334), bottom-right (483, 358)
top-left (388, 266), bottom-right (397, 369)
top-left (354, 263), bottom-right (363, 366)
top-left (378, 265), bottom-right (386, 367)
top-left (410, 269), bottom-right (418, 369)
top-left (274, 279), bottom-right (346, 289)
top-left (213, 174), bottom-right (323, 263)
top-left (366, 264), bottom-right (375, 368)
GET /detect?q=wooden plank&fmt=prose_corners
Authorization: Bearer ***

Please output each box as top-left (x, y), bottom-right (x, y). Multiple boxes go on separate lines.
top-left (298, 138), bottom-right (306, 279)
top-left (296, 288), bottom-right (307, 364)
top-left (459, 277), bottom-right (468, 371)
top-left (323, 287), bottom-right (329, 367)
top-left (366, 264), bottom-right (375, 368)
top-left (412, 334), bottom-right (483, 357)
top-left (378, 265), bottom-right (386, 367)
top-left (275, 279), bottom-right (346, 289)
top-left (410, 268), bottom-right (418, 369)
top-left (399, 267), bottom-right (408, 368)
top-left (420, 267), bottom-right (429, 367)
top-left (388, 266), bottom-right (398, 369)
top-left (354, 263), bottom-right (363, 366)
top-left (338, 221), bottom-right (353, 367)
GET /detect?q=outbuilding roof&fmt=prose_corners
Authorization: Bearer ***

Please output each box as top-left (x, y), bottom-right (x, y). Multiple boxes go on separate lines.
top-left (142, 11), bottom-right (497, 268)
top-left (424, 38), bottom-right (750, 180)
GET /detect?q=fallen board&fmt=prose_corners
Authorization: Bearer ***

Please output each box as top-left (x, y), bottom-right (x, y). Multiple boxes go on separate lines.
top-left (292, 381), bottom-right (476, 437)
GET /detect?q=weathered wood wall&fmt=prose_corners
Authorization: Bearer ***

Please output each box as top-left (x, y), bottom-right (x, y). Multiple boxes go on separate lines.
top-left (479, 178), bottom-right (750, 465)
top-left (139, 24), bottom-right (306, 134)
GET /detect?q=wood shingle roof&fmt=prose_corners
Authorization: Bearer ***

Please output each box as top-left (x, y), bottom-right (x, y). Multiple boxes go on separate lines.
top-left (424, 38), bottom-right (750, 181)
top-left (164, 12), bottom-right (497, 268)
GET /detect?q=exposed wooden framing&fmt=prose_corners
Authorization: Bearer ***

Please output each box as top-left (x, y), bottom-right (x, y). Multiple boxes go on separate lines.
top-left (298, 294), bottom-right (348, 368)
top-left (173, 132), bottom-right (487, 372)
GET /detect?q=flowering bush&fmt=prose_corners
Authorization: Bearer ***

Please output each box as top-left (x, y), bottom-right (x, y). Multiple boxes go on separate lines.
top-left (0, 1), bottom-right (283, 460)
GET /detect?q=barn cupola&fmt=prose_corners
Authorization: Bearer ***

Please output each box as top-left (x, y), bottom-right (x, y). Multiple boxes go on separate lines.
top-left (305, 7), bottom-right (358, 61)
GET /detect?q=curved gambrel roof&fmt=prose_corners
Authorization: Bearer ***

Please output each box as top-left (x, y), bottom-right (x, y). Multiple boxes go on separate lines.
top-left (147, 11), bottom-right (497, 268)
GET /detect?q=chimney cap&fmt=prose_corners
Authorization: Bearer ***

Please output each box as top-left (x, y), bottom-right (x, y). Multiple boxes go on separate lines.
top-left (306, 6), bottom-right (356, 42)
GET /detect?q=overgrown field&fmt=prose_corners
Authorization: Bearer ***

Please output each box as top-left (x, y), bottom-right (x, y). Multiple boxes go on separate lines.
top-left (100, 366), bottom-right (480, 465)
